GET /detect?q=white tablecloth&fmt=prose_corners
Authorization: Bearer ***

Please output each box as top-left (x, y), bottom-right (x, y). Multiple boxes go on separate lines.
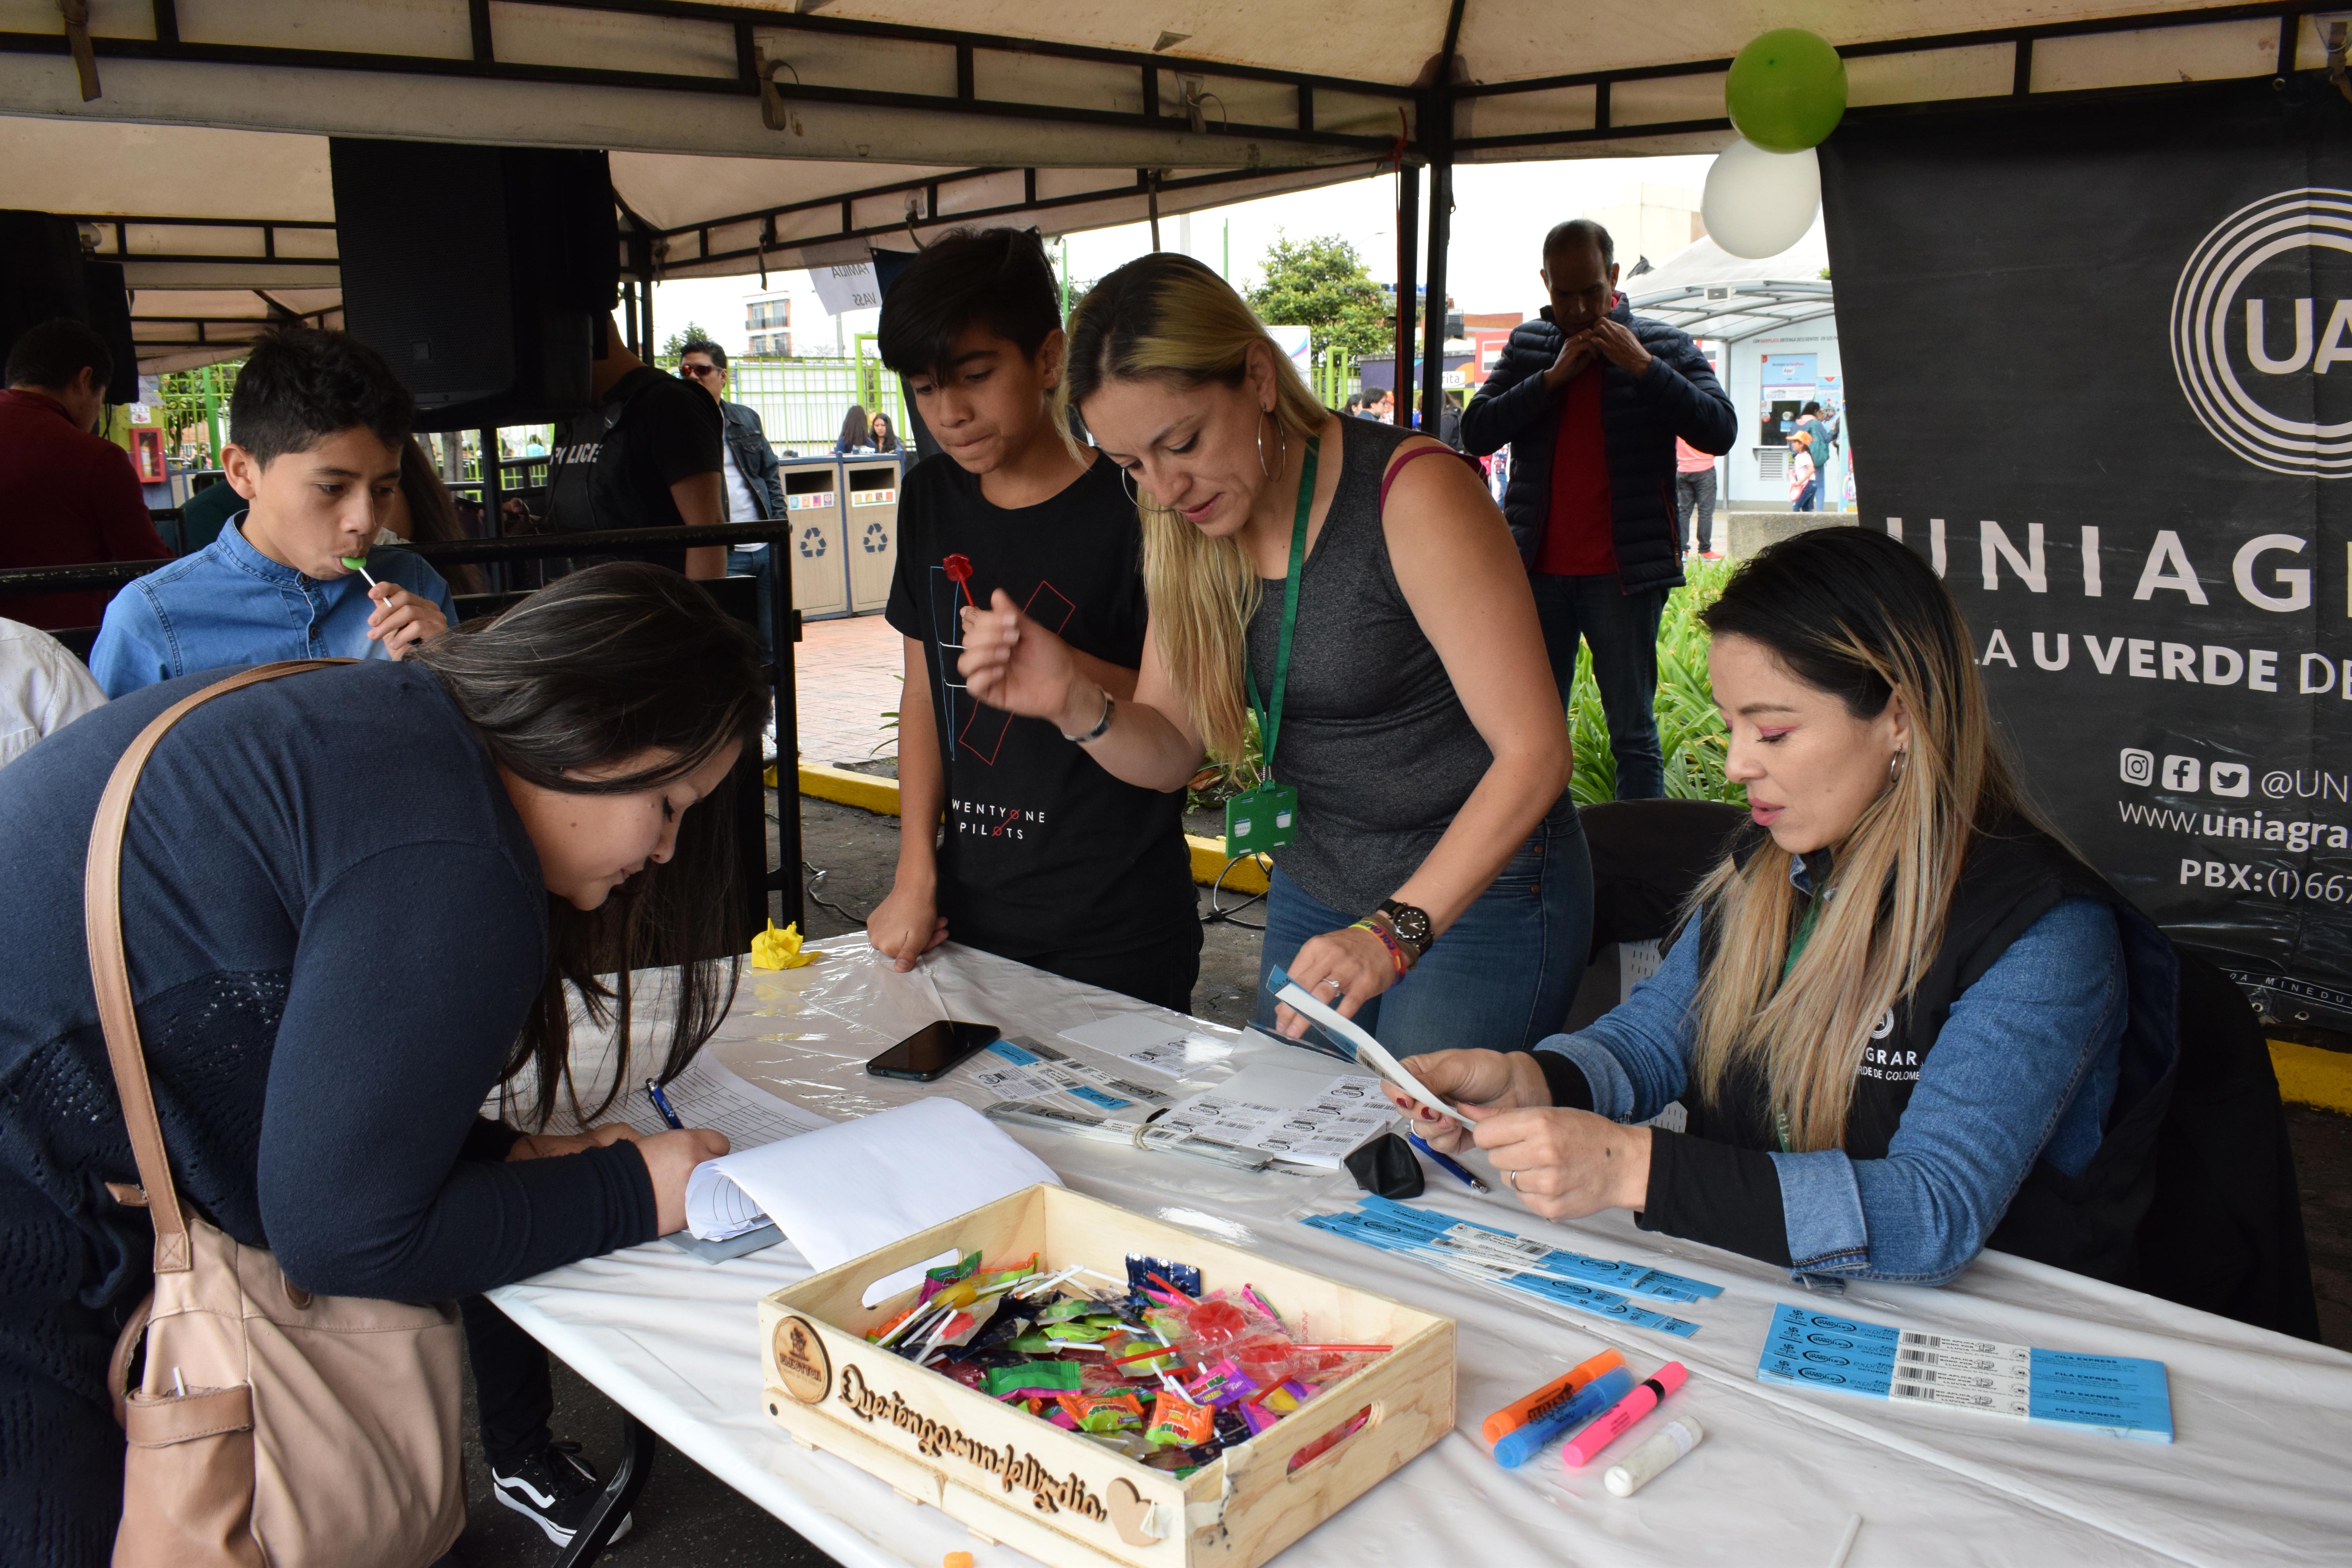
top-left (492, 942), bottom-right (2352, 1568)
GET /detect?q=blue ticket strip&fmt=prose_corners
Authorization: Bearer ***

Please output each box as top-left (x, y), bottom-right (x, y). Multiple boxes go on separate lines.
top-left (1757, 1304), bottom-right (2174, 1442)
top-left (1355, 1197), bottom-right (1725, 1303)
top-left (1302, 1198), bottom-right (1714, 1338)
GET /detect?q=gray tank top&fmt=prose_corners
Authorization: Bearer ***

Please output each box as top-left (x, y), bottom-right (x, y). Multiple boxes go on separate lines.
top-left (1245, 418), bottom-right (1491, 915)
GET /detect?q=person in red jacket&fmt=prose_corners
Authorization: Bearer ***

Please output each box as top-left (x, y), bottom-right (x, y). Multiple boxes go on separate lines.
top-left (0, 319), bottom-right (169, 631)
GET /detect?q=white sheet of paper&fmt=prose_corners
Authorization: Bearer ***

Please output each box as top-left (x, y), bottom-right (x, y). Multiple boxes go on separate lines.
top-left (684, 1098), bottom-right (1061, 1268)
top-left (1273, 982), bottom-right (1475, 1127)
top-left (623, 1051), bottom-right (833, 1146)
top-left (1154, 1067), bottom-right (1396, 1169)
top-left (1055, 1013), bottom-right (1232, 1078)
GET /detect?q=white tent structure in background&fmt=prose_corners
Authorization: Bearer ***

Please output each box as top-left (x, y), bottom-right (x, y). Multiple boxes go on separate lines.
top-left (1633, 231), bottom-right (1844, 512)
top-left (0, 0), bottom-right (2320, 415)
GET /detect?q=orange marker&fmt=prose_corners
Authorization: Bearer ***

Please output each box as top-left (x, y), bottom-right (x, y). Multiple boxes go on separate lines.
top-left (1480, 1348), bottom-right (1628, 1446)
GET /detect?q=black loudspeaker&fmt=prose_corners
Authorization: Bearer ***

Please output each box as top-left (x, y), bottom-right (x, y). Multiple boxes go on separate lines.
top-left (0, 210), bottom-right (138, 403)
top-left (328, 139), bottom-right (618, 432)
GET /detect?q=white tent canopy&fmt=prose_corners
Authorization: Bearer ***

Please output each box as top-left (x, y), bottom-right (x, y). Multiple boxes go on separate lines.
top-left (0, 0), bottom-right (2318, 369)
top-left (1630, 232), bottom-right (1836, 343)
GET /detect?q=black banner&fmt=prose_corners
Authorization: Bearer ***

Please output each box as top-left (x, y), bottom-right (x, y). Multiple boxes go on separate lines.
top-left (1820, 79), bottom-right (2352, 1026)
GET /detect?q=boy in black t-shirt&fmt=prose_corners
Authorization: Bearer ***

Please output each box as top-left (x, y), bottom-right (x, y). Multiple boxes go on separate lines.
top-left (873, 229), bottom-right (1199, 1009)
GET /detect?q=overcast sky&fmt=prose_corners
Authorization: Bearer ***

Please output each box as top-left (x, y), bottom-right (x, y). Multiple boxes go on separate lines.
top-left (650, 152), bottom-right (1724, 358)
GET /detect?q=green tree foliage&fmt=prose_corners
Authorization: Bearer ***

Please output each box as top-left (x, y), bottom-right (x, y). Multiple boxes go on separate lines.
top-left (660, 322), bottom-right (716, 358)
top-left (1243, 233), bottom-right (1387, 361)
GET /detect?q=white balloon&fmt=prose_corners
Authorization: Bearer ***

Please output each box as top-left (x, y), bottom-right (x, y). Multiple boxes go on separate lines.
top-left (1702, 139), bottom-right (1821, 260)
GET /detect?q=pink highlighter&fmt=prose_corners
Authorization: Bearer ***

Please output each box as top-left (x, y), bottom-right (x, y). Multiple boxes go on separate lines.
top-left (1561, 1361), bottom-right (1688, 1469)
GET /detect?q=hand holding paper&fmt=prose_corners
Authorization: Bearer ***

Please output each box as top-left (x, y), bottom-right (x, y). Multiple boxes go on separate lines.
top-left (1378, 1048), bottom-right (1555, 1151)
top-left (1268, 968), bottom-right (1473, 1127)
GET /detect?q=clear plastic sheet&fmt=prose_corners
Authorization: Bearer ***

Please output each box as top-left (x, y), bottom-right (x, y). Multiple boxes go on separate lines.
top-left (491, 942), bottom-right (2352, 1568)
top-left (538, 937), bottom-right (1359, 1231)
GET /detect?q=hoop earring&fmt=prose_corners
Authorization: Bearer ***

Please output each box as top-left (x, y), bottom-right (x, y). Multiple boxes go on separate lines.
top-left (1119, 466), bottom-right (1141, 508)
top-left (1256, 409), bottom-right (1275, 478)
top-left (1888, 750), bottom-right (1908, 785)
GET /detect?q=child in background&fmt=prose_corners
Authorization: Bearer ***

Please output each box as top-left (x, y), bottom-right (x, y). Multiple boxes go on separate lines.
top-left (90, 328), bottom-right (457, 697)
top-left (868, 227), bottom-right (1200, 1009)
top-left (1786, 429), bottom-right (1818, 512)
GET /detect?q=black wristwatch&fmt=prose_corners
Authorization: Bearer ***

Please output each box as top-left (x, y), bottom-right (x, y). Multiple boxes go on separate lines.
top-left (1377, 899), bottom-right (1432, 965)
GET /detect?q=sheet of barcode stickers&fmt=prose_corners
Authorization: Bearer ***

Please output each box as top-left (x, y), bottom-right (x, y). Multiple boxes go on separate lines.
top-left (1758, 1303), bottom-right (2174, 1441)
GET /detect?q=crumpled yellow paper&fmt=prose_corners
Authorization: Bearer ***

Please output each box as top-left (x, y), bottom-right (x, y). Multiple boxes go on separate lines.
top-left (750, 919), bottom-right (823, 970)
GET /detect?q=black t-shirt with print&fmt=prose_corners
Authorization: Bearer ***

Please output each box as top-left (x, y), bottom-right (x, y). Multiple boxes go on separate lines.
top-left (884, 450), bottom-right (1195, 961)
top-left (544, 367), bottom-right (724, 573)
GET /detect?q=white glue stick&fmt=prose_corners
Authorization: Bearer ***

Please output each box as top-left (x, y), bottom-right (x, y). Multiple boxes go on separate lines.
top-left (1603, 1416), bottom-right (1705, 1497)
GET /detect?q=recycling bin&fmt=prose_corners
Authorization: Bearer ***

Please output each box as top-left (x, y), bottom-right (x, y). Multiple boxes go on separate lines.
top-left (780, 457), bottom-right (848, 620)
top-left (844, 455), bottom-right (902, 613)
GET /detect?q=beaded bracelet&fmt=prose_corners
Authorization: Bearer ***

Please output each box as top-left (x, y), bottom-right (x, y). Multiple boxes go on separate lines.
top-left (1351, 917), bottom-right (1408, 976)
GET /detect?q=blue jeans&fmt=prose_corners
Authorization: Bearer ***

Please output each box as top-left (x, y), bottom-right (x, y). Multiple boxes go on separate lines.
top-left (734, 544), bottom-right (777, 661)
top-left (1529, 573), bottom-right (1667, 800)
top-left (1254, 794), bottom-right (1592, 1056)
top-left (1792, 476), bottom-right (1820, 512)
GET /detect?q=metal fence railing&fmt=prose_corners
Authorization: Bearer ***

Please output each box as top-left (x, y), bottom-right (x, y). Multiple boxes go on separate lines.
top-left (0, 520), bottom-right (806, 934)
top-left (654, 354), bottom-right (909, 455)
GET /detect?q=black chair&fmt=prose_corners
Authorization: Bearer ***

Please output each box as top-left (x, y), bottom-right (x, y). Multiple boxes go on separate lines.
top-left (2134, 949), bottom-right (2323, 1339)
top-left (1561, 799), bottom-right (1747, 1031)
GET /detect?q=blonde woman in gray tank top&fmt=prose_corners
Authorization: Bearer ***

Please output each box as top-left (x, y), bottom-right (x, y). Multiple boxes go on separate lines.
top-left (958, 255), bottom-right (1592, 1057)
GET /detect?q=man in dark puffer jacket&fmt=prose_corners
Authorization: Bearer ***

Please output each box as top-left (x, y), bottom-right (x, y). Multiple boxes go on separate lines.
top-left (1461, 218), bottom-right (1735, 798)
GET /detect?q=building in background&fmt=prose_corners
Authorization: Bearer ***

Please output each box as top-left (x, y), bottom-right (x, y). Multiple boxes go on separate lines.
top-left (1628, 229), bottom-right (1840, 512)
top-left (1582, 184), bottom-right (1707, 275)
top-left (746, 292), bottom-right (793, 357)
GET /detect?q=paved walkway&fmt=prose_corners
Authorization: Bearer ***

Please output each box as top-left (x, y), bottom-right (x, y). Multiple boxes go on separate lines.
top-left (791, 611), bottom-right (902, 767)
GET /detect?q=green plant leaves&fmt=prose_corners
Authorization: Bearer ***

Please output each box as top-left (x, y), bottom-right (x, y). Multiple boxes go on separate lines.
top-left (1567, 559), bottom-right (1744, 806)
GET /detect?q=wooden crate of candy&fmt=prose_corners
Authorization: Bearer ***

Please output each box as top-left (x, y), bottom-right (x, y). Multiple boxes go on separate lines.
top-left (757, 1183), bottom-right (1454, 1568)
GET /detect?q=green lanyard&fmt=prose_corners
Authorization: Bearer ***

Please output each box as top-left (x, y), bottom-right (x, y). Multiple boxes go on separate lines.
top-left (1245, 435), bottom-right (1319, 768)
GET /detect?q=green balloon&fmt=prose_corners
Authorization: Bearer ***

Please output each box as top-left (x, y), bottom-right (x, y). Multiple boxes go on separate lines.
top-left (1725, 28), bottom-right (1847, 153)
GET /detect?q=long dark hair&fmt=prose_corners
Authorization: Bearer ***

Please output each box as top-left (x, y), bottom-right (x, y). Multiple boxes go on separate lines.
top-left (838, 404), bottom-right (870, 450)
top-left (869, 410), bottom-right (898, 452)
top-left (409, 563), bottom-right (768, 1127)
top-left (397, 436), bottom-right (484, 596)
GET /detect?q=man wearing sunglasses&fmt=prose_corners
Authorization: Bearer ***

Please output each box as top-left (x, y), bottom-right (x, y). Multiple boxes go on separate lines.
top-left (678, 339), bottom-right (786, 663)
top-left (677, 340), bottom-right (785, 527)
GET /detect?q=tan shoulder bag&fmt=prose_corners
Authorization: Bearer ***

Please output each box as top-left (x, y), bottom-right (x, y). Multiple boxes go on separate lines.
top-left (89, 662), bottom-right (467, 1568)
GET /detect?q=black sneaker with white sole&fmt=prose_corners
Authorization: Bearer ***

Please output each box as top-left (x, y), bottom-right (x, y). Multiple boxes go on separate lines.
top-left (490, 1439), bottom-right (635, 1549)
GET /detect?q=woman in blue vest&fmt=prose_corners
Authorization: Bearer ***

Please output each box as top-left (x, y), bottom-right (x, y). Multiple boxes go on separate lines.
top-left (1396, 528), bottom-right (2180, 1285)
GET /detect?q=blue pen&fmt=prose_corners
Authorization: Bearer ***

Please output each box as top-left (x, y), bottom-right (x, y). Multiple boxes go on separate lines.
top-left (643, 1078), bottom-right (685, 1131)
top-left (1492, 1365), bottom-right (1636, 1468)
top-left (1408, 1131), bottom-right (1491, 1194)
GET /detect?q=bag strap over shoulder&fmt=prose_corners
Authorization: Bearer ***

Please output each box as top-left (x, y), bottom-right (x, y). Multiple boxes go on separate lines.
top-left (83, 660), bottom-right (345, 1274)
top-left (1377, 440), bottom-right (1482, 513)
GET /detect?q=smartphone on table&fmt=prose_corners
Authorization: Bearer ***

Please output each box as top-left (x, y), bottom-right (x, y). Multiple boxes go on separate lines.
top-left (865, 1020), bottom-right (1001, 1082)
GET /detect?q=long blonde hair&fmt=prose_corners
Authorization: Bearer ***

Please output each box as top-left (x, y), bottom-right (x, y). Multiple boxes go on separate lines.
top-left (1059, 254), bottom-right (1327, 760)
top-left (1687, 529), bottom-right (2052, 1151)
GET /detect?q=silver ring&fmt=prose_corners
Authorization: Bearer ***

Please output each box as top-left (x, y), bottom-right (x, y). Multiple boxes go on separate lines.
top-left (1506, 1169), bottom-right (1520, 1192)
top-left (1319, 977), bottom-right (1341, 991)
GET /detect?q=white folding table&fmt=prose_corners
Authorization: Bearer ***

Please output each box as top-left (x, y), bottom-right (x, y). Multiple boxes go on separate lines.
top-left (492, 941), bottom-right (2352, 1568)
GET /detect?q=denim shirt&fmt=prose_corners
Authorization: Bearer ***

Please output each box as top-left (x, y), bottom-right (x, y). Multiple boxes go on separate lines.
top-left (1536, 880), bottom-right (2125, 1285)
top-left (90, 514), bottom-right (458, 698)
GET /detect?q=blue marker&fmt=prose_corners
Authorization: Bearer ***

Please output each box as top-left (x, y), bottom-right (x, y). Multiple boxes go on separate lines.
top-left (1491, 1365), bottom-right (1636, 1468)
top-left (643, 1078), bottom-right (685, 1131)
top-left (1408, 1131), bottom-right (1490, 1194)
